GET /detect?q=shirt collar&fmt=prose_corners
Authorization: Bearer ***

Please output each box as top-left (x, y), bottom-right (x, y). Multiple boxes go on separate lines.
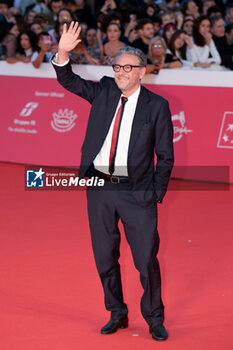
top-left (121, 85), bottom-right (141, 102)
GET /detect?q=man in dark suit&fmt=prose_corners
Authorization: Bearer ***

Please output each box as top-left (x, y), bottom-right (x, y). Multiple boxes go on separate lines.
top-left (52, 21), bottom-right (174, 341)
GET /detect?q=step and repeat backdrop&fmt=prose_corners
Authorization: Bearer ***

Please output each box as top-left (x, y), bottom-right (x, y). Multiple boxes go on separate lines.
top-left (1, 62), bottom-right (233, 183)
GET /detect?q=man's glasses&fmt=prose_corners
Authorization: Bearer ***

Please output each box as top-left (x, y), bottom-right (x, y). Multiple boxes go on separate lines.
top-left (153, 44), bottom-right (163, 48)
top-left (112, 64), bottom-right (143, 72)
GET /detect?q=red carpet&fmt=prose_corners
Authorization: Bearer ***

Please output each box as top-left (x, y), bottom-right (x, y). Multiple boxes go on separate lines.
top-left (0, 162), bottom-right (232, 350)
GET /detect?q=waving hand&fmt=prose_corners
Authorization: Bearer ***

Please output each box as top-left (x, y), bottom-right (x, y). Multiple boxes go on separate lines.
top-left (58, 21), bottom-right (81, 63)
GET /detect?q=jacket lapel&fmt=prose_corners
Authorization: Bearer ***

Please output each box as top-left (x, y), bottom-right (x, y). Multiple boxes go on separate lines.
top-left (101, 89), bottom-right (121, 143)
top-left (128, 86), bottom-right (150, 157)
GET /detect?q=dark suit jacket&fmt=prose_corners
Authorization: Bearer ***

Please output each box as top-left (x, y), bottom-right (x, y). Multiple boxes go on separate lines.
top-left (53, 62), bottom-right (174, 204)
top-left (212, 35), bottom-right (233, 70)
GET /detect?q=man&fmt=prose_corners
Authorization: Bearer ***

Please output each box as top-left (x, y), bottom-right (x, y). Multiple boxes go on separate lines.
top-left (131, 18), bottom-right (155, 54)
top-left (52, 21), bottom-right (174, 341)
top-left (211, 15), bottom-right (233, 70)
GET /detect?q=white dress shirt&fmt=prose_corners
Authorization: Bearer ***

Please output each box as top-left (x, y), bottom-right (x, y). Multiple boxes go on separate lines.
top-left (94, 87), bottom-right (140, 176)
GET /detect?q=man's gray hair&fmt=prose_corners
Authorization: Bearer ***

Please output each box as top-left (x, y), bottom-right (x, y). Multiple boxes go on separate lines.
top-left (115, 46), bottom-right (147, 67)
top-left (210, 14), bottom-right (223, 27)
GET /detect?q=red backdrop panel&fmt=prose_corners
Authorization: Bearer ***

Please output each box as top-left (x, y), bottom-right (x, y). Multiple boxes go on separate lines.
top-left (1, 76), bottom-right (233, 182)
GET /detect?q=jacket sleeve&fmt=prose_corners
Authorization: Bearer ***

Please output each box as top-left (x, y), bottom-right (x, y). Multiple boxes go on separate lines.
top-left (154, 99), bottom-right (174, 202)
top-left (52, 60), bottom-right (101, 104)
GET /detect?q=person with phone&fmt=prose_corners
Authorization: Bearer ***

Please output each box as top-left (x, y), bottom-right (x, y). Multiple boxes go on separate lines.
top-left (31, 32), bottom-right (57, 68)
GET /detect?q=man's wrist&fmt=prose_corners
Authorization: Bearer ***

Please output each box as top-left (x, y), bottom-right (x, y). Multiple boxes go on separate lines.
top-left (57, 49), bottom-right (69, 64)
top-left (52, 53), bottom-right (69, 66)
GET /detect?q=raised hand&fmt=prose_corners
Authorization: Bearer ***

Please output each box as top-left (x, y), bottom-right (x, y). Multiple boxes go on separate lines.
top-left (58, 21), bottom-right (81, 64)
top-left (59, 21), bottom-right (81, 52)
top-left (183, 34), bottom-right (192, 48)
top-left (204, 32), bottom-right (212, 46)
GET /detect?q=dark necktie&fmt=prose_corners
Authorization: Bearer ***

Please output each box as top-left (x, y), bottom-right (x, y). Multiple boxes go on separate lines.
top-left (109, 96), bottom-right (128, 175)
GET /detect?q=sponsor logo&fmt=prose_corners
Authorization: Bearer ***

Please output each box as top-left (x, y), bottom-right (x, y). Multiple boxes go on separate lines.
top-left (217, 112), bottom-right (233, 149)
top-left (26, 168), bottom-right (44, 187)
top-left (51, 109), bottom-right (77, 132)
top-left (20, 102), bottom-right (39, 117)
top-left (172, 111), bottom-right (192, 143)
top-left (8, 102), bottom-right (38, 134)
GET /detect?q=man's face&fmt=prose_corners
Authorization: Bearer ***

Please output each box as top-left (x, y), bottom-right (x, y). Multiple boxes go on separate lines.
top-left (51, 1), bottom-right (64, 15)
top-left (114, 54), bottom-right (146, 97)
top-left (139, 23), bottom-right (154, 40)
top-left (211, 19), bottom-right (225, 37)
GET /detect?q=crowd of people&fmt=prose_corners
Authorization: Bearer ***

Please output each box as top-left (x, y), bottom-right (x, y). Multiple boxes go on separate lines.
top-left (0, 0), bottom-right (233, 71)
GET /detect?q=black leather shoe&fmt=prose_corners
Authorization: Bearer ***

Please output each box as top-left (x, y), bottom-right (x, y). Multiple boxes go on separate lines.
top-left (100, 316), bottom-right (128, 334)
top-left (149, 324), bottom-right (168, 341)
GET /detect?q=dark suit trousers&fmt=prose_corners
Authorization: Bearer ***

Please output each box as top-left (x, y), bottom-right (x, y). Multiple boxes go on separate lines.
top-left (86, 181), bottom-right (164, 327)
